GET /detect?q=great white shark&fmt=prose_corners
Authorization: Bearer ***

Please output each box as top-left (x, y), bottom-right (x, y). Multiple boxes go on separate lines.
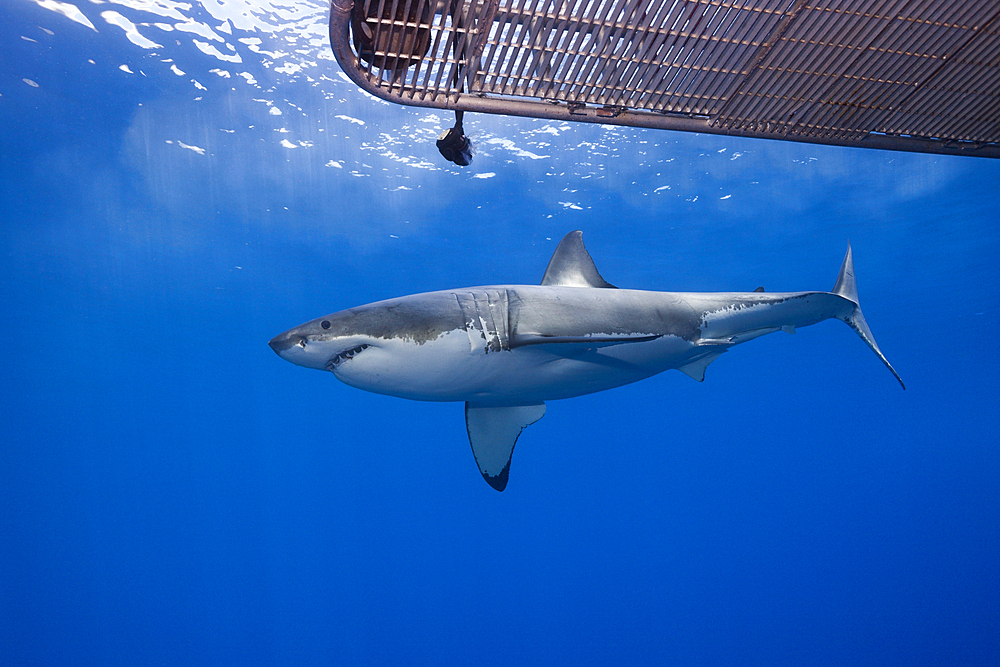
top-left (270, 231), bottom-right (904, 491)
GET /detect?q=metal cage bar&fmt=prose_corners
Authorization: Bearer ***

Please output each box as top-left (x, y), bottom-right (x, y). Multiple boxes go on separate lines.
top-left (329, 0), bottom-right (1000, 157)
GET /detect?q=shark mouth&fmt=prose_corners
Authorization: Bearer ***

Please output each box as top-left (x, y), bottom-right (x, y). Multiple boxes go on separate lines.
top-left (326, 344), bottom-right (370, 371)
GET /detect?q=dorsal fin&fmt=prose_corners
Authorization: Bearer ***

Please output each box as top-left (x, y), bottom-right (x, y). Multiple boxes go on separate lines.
top-left (465, 403), bottom-right (546, 491)
top-left (540, 231), bottom-right (616, 288)
top-left (754, 286), bottom-right (765, 292)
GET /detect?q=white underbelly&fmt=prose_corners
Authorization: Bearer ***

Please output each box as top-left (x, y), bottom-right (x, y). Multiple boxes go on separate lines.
top-left (334, 329), bottom-right (698, 404)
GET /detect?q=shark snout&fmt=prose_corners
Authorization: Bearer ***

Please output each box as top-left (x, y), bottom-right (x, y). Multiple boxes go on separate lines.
top-left (268, 331), bottom-right (303, 356)
top-left (268, 329), bottom-right (338, 371)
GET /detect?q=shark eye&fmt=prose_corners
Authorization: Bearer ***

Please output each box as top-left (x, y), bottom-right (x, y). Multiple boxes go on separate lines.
top-left (321, 320), bottom-right (331, 329)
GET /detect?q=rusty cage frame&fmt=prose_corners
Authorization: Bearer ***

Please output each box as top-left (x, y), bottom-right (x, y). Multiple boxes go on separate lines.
top-left (329, 0), bottom-right (1000, 157)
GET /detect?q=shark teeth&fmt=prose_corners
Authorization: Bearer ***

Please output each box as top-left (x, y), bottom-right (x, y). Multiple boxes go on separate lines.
top-left (327, 344), bottom-right (370, 371)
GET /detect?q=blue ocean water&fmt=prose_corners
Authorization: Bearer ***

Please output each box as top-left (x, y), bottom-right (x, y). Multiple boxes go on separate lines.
top-left (3, 1), bottom-right (999, 665)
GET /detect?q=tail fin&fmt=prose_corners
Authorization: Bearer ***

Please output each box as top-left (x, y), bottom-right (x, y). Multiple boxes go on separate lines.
top-left (833, 245), bottom-right (905, 390)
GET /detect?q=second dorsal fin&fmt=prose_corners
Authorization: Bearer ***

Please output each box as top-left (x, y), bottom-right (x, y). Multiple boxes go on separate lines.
top-left (540, 231), bottom-right (616, 288)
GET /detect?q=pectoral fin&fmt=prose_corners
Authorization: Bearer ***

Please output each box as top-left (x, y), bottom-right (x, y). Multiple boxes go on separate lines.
top-left (465, 402), bottom-right (546, 491)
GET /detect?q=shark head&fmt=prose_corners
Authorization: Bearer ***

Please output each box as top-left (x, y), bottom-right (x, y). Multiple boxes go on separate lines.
top-left (268, 307), bottom-right (381, 376)
top-left (268, 291), bottom-right (474, 400)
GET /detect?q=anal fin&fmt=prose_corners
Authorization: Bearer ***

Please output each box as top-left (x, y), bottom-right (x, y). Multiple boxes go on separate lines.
top-left (465, 402), bottom-right (546, 491)
top-left (677, 350), bottom-right (725, 382)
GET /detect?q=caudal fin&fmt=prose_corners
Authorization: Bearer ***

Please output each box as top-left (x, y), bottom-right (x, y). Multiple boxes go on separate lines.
top-left (833, 245), bottom-right (905, 390)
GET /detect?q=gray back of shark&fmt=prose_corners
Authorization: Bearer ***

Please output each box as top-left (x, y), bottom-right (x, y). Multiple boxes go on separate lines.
top-left (270, 231), bottom-right (903, 491)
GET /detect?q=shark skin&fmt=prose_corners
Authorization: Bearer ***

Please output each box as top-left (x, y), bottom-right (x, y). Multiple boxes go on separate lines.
top-left (269, 231), bottom-right (904, 491)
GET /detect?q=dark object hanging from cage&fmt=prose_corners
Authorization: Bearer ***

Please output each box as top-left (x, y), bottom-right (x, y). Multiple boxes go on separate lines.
top-left (437, 110), bottom-right (473, 166)
top-left (350, 0), bottom-right (431, 75)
